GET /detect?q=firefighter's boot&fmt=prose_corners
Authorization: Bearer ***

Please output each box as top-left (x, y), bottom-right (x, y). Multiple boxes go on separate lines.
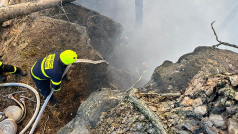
top-left (16, 68), bottom-right (27, 76)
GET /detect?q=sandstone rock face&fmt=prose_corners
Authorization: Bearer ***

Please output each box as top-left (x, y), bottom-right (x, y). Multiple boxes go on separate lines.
top-left (35, 3), bottom-right (123, 60)
top-left (57, 88), bottom-right (123, 134)
top-left (141, 47), bottom-right (238, 93)
top-left (0, 9), bottom-right (112, 133)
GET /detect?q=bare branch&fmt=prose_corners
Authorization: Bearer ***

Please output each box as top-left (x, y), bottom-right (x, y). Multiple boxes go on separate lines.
top-left (60, 1), bottom-right (70, 22)
top-left (211, 21), bottom-right (221, 42)
top-left (211, 21), bottom-right (238, 49)
top-left (125, 76), bottom-right (142, 94)
top-left (140, 92), bottom-right (181, 97)
top-left (0, 0), bottom-right (74, 24)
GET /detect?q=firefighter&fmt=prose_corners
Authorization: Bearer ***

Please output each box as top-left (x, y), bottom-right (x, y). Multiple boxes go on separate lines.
top-left (136, 62), bottom-right (149, 77)
top-left (0, 61), bottom-right (27, 81)
top-left (30, 50), bottom-right (77, 103)
top-left (120, 36), bottom-right (129, 48)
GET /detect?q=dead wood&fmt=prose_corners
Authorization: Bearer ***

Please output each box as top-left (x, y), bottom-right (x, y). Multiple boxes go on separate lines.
top-left (128, 88), bottom-right (168, 134)
top-left (211, 21), bottom-right (238, 48)
top-left (0, 0), bottom-right (74, 25)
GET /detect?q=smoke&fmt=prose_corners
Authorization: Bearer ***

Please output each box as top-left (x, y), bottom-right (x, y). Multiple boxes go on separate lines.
top-left (76, 0), bottom-right (238, 83)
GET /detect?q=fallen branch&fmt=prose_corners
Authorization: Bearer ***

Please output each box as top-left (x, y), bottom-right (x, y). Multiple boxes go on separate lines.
top-left (59, 1), bottom-right (70, 22)
top-left (0, 0), bottom-right (74, 25)
top-left (211, 21), bottom-right (238, 48)
top-left (128, 88), bottom-right (167, 134)
top-left (82, 10), bottom-right (92, 25)
top-left (140, 92), bottom-right (181, 97)
top-left (125, 76), bottom-right (142, 94)
top-left (87, 15), bottom-right (98, 28)
top-left (120, 76), bottom-right (142, 102)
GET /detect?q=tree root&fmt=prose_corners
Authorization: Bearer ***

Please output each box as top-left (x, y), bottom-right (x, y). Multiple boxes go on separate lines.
top-left (140, 92), bottom-right (181, 97)
top-left (128, 88), bottom-right (168, 134)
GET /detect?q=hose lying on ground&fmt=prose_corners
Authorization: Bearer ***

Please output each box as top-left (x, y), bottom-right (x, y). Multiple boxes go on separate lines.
top-left (7, 95), bottom-right (24, 123)
top-left (0, 83), bottom-right (40, 134)
top-left (18, 98), bottom-right (26, 123)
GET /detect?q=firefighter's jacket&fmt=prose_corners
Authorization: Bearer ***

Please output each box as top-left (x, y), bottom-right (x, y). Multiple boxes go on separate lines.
top-left (31, 51), bottom-right (66, 91)
top-left (136, 64), bottom-right (149, 75)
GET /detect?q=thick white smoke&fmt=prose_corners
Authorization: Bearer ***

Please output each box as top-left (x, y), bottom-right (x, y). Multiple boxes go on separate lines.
top-left (77, 0), bottom-right (238, 83)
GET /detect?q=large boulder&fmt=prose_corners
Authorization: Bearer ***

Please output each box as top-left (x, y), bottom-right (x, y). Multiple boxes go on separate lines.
top-left (0, 14), bottom-right (110, 133)
top-left (141, 46), bottom-right (238, 93)
top-left (35, 3), bottom-right (123, 60)
top-left (57, 88), bottom-right (123, 134)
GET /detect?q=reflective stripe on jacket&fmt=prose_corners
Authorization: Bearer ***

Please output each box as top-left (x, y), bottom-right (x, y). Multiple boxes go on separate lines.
top-left (31, 51), bottom-right (66, 90)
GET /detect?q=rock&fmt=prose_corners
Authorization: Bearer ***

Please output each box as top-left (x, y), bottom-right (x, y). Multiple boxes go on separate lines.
top-left (149, 106), bottom-right (157, 112)
top-left (235, 92), bottom-right (238, 101)
top-left (208, 114), bottom-right (226, 128)
top-left (192, 97), bottom-right (203, 107)
top-left (36, 3), bottom-right (123, 60)
top-left (204, 125), bottom-right (220, 134)
top-left (136, 122), bottom-right (143, 130)
top-left (229, 75), bottom-right (238, 87)
top-left (228, 119), bottom-right (238, 134)
top-left (177, 130), bottom-right (191, 134)
top-left (178, 120), bottom-right (200, 133)
top-left (203, 117), bottom-right (213, 126)
top-left (57, 88), bottom-right (123, 133)
top-left (141, 47), bottom-right (238, 93)
top-left (226, 105), bottom-right (238, 114)
top-left (194, 105), bottom-right (207, 116)
top-left (147, 128), bottom-right (157, 134)
top-left (210, 101), bottom-right (226, 114)
top-left (181, 96), bottom-right (193, 106)
top-left (182, 107), bottom-right (195, 116)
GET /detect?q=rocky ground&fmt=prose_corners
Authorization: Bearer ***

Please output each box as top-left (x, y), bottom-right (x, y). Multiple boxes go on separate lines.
top-left (134, 73), bottom-right (238, 133)
top-left (2, 1), bottom-right (238, 134)
top-left (76, 68), bottom-right (238, 134)
top-left (58, 46), bottom-right (238, 134)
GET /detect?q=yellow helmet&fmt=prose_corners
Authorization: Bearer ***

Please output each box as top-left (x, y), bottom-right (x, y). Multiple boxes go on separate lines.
top-left (60, 50), bottom-right (77, 65)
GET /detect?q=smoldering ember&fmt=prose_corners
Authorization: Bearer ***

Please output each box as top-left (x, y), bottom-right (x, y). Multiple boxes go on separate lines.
top-left (0, 0), bottom-right (238, 134)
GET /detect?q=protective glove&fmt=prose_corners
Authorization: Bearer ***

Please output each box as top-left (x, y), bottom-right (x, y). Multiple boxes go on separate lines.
top-left (54, 88), bottom-right (61, 92)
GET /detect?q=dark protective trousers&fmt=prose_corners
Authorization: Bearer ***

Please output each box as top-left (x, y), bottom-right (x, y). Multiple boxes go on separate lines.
top-left (30, 73), bottom-right (51, 98)
top-left (0, 64), bottom-right (21, 74)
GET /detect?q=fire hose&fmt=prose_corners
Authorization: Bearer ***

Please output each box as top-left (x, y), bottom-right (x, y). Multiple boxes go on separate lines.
top-left (0, 83), bottom-right (40, 134)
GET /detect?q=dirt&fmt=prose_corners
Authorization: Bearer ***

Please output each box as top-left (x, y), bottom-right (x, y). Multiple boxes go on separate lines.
top-left (0, 13), bottom-right (110, 134)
